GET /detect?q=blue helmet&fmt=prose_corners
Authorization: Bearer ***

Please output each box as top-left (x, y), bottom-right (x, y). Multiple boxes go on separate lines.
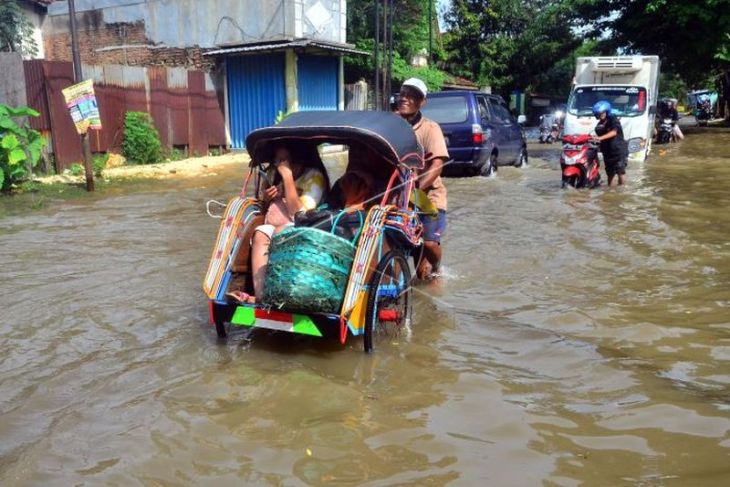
top-left (698, 94), bottom-right (710, 102)
top-left (592, 100), bottom-right (612, 118)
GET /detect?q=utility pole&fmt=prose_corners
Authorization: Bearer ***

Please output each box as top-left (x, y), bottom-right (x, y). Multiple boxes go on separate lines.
top-left (428, 0), bottom-right (433, 62)
top-left (68, 0), bottom-right (94, 192)
top-left (374, 0), bottom-right (380, 110)
top-left (387, 0), bottom-right (394, 105)
top-left (381, 0), bottom-right (387, 110)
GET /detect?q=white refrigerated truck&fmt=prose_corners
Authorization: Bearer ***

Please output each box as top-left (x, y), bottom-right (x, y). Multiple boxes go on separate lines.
top-left (563, 56), bottom-right (661, 163)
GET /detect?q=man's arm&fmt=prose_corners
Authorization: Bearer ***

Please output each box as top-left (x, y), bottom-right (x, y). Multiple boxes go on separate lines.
top-left (596, 129), bottom-right (617, 142)
top-left (419, 157), bottom-right (444, 189)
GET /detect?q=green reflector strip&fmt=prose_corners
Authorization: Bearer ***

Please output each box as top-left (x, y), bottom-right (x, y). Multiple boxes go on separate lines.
top-left (292, 314), bottom-right (322, 337)
top-left (231, 306), bottom-right (256, 326)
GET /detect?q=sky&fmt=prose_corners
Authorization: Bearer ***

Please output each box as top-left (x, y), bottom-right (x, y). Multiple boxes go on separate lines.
top-left (437, 0), bottom-right (451, 27)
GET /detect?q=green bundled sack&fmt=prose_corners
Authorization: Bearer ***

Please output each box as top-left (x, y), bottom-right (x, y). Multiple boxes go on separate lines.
top-left (262, 226), bottom-right (356, 314)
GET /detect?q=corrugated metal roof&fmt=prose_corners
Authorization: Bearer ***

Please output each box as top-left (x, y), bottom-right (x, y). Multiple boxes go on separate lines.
top-left (205, 39), bottom-right (368, 57)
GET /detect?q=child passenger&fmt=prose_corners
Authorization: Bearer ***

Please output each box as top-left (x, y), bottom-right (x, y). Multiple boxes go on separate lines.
top-left (228, 144), bottom-right (326, 303)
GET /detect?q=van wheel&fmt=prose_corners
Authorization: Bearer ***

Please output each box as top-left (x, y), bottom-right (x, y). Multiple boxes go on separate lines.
top-left (480, 153), bottom-right (497, 176)
top-left (515, 147), bottom-right (527, 168)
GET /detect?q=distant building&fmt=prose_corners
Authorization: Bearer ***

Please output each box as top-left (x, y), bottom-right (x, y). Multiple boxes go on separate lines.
top-left (44, 0), bottom-right (364, 147)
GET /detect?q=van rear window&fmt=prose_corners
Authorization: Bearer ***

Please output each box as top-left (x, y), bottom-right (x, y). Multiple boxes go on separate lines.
top-left (421, 96), bottom-right (469, 124)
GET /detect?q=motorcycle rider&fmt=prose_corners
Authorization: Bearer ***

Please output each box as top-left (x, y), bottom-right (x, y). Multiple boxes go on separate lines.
top-left (592, 100), bottom-right (627, 186)
top-left (697, 94), bottom-right (713, 120)
top-left (667, 100), bottom-right (683, 141)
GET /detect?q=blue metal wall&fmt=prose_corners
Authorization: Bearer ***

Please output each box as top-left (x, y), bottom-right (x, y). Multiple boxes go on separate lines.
top-left (297, 54), bottom-right (339, 111)
top-left (227, 54), bottom-right (286, 149)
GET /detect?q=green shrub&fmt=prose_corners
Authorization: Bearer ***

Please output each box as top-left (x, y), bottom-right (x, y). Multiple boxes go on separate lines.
top-left (69, 163), bottom-right (84, 176)
top-left (92, 153), bottom-right (109, 177)
top-left (168, 146), bottom-right (185, 161)
top-left (0, 104), bottom-right (46, 192)
top-left (122, 111), bottom-right (163, 164)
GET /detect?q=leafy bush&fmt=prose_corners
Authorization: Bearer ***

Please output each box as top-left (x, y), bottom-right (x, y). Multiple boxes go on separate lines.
top-left (122, 111), bottom-right (163, 164)
top-left (68, 163), bottom-right (84, 176)
top-left (92, 153), bottom-right (109, 177)
top-left (0, 104), bottom-right (46, 192)
top-left (168, 146), bottom-right (186, 161)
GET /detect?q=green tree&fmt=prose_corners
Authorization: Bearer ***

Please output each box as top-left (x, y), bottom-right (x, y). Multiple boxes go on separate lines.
top-left (443, 0), bottom-right (730, 115)
top-left (345, 0), bottom-right (447, 91)
top-left (443, 0), bottom-right (587, 97)
top-left (0, 0), bottom-right (38, 58)
top-left (574, 0), bottom-right (730, 117)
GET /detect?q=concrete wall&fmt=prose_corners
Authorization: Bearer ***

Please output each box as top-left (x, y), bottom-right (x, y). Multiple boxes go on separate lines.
top-left (46, 0), bottom-right (346, 48)
top-left (294, 0), bottom-right (346, 43)
top-left (0, 53), bottom-right (28, 108)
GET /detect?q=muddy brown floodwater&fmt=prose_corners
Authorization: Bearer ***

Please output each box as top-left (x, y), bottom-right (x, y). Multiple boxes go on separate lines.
top-left (1, 127), bottom-right (729, 486)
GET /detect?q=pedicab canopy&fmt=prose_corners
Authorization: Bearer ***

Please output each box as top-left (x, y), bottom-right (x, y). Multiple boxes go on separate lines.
top-left (245, 111), bottom-right (424, 170)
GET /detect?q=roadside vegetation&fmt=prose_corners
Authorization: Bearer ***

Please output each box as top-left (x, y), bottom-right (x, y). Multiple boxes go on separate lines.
top-left (0, 104), bottom-right (46, 193)
top-left (122, 111), bottom-right (164, 165)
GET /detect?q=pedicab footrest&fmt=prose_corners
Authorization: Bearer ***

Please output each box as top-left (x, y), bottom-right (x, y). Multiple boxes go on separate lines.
top-left (262, 226), bottom-right (355, 314)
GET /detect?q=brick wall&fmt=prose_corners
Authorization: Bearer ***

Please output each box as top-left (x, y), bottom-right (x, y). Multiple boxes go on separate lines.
top-left (43, 16), bottom-right (214, 71)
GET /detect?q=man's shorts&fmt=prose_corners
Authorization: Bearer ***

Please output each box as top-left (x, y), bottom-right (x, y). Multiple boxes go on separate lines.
top-left (421, 210), bottom-right (446, 243)
top-left (604, 157), bottom-right (627, 178)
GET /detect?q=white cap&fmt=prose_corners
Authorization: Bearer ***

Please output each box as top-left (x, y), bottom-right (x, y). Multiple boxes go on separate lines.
top-left (402, 77), bottom-right (428, 98)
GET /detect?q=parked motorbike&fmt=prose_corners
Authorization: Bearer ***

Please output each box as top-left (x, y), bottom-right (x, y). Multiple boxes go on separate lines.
top-left (656, 118), bottom-right (674, 144)
top-left (560, 134), bottom-right (601, 189)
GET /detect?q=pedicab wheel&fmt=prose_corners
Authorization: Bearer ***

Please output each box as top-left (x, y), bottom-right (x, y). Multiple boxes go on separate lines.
top-left (364, 250), bottom-right (412, 353)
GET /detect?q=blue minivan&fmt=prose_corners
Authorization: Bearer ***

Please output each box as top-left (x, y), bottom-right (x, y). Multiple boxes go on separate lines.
top-left (421, 91), bottom-right (528, 176)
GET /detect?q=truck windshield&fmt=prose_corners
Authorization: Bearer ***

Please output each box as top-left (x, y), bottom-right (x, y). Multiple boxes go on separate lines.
top-left (421, 95), bottom-right (468, 124)
top-left (568, 86), bottom-right (647, 117)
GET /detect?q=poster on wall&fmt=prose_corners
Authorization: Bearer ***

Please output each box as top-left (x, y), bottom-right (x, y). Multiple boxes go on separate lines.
top-left (62, 79), bottom-right (102, 134)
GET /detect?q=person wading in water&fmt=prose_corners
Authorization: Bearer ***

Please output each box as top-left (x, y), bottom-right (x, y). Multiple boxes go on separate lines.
top-left (397, 77), bottom-right (449, 280)
top-left (592, 100), bottom-right (628, 186)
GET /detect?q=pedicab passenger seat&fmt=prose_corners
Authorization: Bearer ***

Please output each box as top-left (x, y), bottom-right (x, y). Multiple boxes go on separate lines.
top-left (230, 213), bottom-right (265, 273)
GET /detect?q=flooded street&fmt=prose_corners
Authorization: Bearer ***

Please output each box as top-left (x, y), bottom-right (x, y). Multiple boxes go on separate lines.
top-left (1, 128), bottom-right (729, 485)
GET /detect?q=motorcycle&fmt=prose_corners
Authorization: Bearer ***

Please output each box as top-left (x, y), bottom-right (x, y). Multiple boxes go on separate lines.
top-left (560, 134), bottom-right (601, 189)
top-left (538, 114), bottom-right (560, 144)
top-left (696, 100), bottom-right (712, 127)
top-left (656, 117), bottom-right (674, 144)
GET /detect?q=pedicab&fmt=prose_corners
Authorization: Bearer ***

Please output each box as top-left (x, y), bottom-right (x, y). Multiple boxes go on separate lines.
top-left (203, 111), bottom-right (425, 352)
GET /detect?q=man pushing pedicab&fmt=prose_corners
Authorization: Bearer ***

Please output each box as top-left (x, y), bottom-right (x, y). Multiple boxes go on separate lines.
top-left (397, 78), bottom-right (449, 280)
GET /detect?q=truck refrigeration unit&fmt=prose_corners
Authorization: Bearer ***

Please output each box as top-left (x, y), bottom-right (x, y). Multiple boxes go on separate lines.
top-left (564, 56), bottom-right (660, 163)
